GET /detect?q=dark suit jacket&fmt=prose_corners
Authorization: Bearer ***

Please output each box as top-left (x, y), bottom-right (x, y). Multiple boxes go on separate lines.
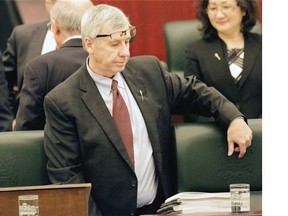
top-left (15, 38), bottom-right (87, 130)
top-left (2, 21), bottom-right (50, 115)
top-left (184, 32), bottom-right (262, 118)
top-left (44, 55), bottom-right (243, 216)
top-left (0, 51), bottom-right (13, 131)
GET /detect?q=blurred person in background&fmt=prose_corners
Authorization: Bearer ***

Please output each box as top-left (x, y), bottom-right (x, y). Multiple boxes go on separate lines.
top-left (0, 50), bottom-right (13, 131)
top-left (2, 0), bottom-right (57, 121)
top-left (14, 0), bottom-right (94, 130)
top-left (184, 0), bottom-right (261, 120)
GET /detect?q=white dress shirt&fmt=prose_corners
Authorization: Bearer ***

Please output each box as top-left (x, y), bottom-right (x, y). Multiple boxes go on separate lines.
top-left (86, 59), bottom-right (158, 207)
top-left (41, 29), bottom-right (56, 54)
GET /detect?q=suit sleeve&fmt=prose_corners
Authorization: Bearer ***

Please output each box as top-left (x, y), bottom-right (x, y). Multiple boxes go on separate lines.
top-left (44, 89), bottom-right (101, 216)
top-left (2, 27), bottom-right (18, 111)
top-left (15, 63), bottom-right (45, 130)
top-left (43, 93), bottom-right (86, 183)
top-left (162, 62), bottom-right (243, 127)
top-left (0, 55), bottom-right (13, 131)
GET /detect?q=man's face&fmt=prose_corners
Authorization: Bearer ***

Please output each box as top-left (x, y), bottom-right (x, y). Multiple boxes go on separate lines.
top-left (85, 26), bottom-right (136, 78)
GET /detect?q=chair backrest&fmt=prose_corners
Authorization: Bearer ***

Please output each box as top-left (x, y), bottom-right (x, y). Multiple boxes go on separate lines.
top-left (163, 20), bottom-right (201, 73)
top-left (163, 20), bottom-right (262, 74)
top-left (251, 21), bottom-right (262, 34)
top-left (172, 119), bottom-right (262, 193)
top-left (0, 130), bottom-right (50, 187)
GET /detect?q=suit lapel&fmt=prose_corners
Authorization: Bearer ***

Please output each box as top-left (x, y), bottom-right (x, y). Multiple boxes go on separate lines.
top-left (79, 66), bottom-right (135, 170)
top-left (204, 39), bottom-right (240, 98)
top-left (122, 66), bottom-right (163, 171)
top-left (239, 35), bottom-right (261, 88)
top-left (78, 64), bottom-right (163, 171)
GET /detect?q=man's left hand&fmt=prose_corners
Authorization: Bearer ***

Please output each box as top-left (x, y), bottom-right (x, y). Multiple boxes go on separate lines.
top-left (227, 118), bottom-right (253, 158)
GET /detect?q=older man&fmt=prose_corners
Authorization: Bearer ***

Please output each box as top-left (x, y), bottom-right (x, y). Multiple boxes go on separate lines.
top-left (44, 4), bottom-right (253, 216)
top-left (14, 0), bottom-right (93, 130)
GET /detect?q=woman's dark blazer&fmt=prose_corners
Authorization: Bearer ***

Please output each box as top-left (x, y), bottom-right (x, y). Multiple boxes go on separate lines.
top-left (184, 32), bottom-right (262, 118)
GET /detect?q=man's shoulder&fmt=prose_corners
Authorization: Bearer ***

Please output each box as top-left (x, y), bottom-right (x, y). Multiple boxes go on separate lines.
top-left (48, 65), bottom-right (84, 90)
top-left (128, 55), bottom-right (160, 66)
top-left (28, 44), bottom-right (85, 67)
top-left (12, 21), bottom-right (48, 36)
top-left (14, 20), bottom-right (48, 31)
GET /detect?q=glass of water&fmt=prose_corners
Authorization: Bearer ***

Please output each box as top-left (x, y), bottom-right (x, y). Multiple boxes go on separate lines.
top-left (230, 183), bottom-right (250, 213)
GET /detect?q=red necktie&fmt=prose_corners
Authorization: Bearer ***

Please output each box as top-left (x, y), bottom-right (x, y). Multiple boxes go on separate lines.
top-left (112, 80), bottom-right (134, 167)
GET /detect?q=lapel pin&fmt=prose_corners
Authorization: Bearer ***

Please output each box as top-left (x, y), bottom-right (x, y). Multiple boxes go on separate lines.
top-left (139, 90), bottom-right (144, 101)
top-left (214, 53), bottom-right (221, 61)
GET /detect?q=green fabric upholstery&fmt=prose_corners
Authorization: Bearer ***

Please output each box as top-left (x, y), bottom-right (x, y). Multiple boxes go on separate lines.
top-left (0, 130), bottom-right (50, 187)
top-left (163, 20), bottom-right (201, 74)
top-left (172, 119), bottom-right (262, 193)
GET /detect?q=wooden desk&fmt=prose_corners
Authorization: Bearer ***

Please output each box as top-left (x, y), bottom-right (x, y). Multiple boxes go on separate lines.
top-left (0, 183), bottom-right (91, 216)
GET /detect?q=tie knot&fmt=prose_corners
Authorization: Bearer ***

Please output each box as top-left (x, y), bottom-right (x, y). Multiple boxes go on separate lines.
top-left (111, 80), bottom-right (118, 91)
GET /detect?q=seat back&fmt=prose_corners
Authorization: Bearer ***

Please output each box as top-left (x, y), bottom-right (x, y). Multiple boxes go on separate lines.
top-left (251, 21), bottom-right (262, 34)
top-left (163, 20), bottom-right (201, 73)
top-left (0, 130), bottom-right (50, 187)
top-left (172, 119), bottom-right (262, 193)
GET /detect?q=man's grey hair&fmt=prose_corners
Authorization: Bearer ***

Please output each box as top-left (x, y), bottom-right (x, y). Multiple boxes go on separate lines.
top-left (81, 4), bottom-right (131, 40)
top-left (50, 0), bottom-right (94, 34)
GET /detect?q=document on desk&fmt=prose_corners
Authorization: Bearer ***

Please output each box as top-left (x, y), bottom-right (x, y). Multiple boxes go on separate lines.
top-left (157, 192), bottom-right (231, 214)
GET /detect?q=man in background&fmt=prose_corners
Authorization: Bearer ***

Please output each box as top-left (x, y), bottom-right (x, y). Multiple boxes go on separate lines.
top-left (2, 0), bottom-right (57, 119)
top-left (0, 50), bottom-right (13, 131)
top-left (15, 0), bottom-right (94, 130)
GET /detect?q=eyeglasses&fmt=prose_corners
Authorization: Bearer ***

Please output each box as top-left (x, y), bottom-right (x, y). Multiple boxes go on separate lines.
top-left (206, 4), bottom-right (239, 16)
top-left (47, 21), bottom-right (52, 31)
top-left (95, 26), bottom-right (136, 42)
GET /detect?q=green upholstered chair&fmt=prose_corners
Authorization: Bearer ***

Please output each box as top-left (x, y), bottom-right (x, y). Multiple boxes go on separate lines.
top-left (251, 21), bottom-right (262, 34)
top-left (172, 119), bottom-right (262, 193)
top-left (0, 130), bottom-right (50, 187)
top-left (163, 20), bottom-right (201, 75)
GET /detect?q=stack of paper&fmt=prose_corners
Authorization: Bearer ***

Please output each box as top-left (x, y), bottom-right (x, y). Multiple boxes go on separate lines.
top-left (157, 192), bottom-right (231, 214)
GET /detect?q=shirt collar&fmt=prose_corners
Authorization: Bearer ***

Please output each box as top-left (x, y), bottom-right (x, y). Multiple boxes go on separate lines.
top-left (62, 35), bottom-right (82, 46)
top-left (85, 57), bottom-right (125, 93)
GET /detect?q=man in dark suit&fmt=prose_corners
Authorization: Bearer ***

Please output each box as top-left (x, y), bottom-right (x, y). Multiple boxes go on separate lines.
top-left (44, 4), bottom-right (253, 216)
top-left (14, 0), bottom-right (94, 130)
top-left (0, 51), bottom-right (13, 131)
top-left (2, 0), bottom-right (57, 118)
